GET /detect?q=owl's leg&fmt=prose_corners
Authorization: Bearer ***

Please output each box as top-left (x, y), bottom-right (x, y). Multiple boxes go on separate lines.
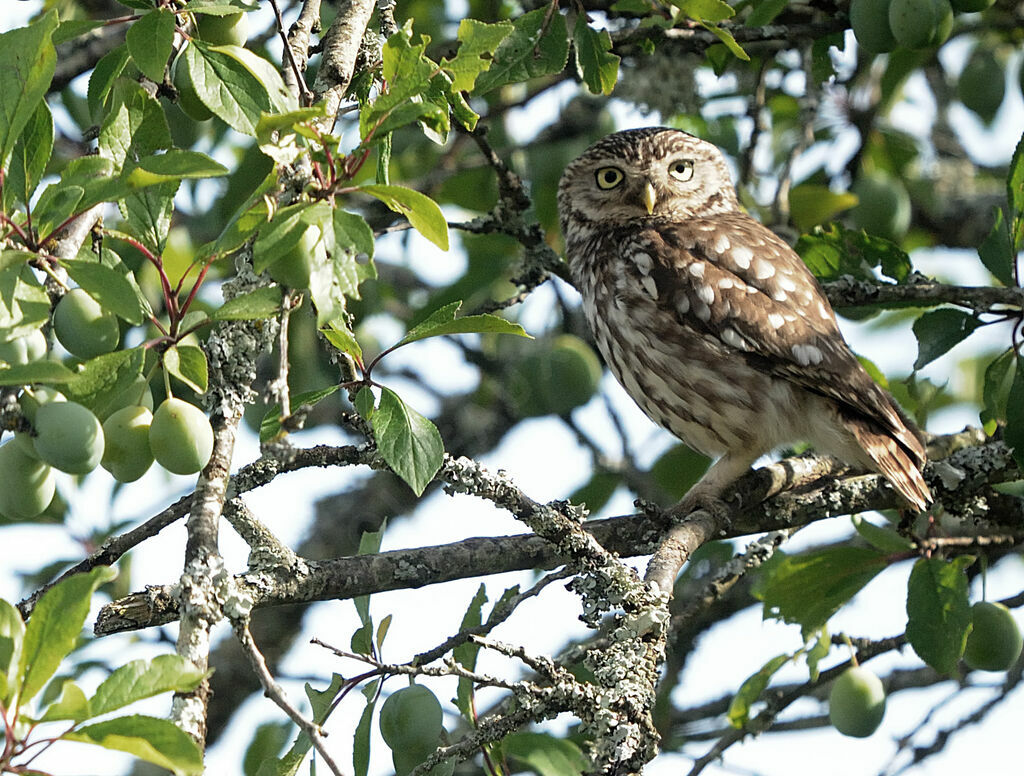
top-left (645, 452), bottom-right (757, 592)
top-left (672, 451), bottom-right (759, 520)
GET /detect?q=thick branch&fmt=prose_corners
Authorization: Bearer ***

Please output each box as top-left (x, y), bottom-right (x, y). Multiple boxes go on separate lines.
top-left (94, 438), bottom-right (1022, 636)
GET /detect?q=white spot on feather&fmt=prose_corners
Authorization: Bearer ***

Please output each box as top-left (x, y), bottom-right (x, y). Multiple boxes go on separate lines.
top-left (721, 327), bottom-right (746, 349)
top-left (634, 251), bottom-right (654, 275)
top-left (730, 246), bottom-right (753, 269)
top-left (792, 343), bottom-right (824, 366)
top-left (689, 262), bottom-right (706, 278)
top-left (768, 313), bottom-right (785, 329)
top-left (779, 274), bottom-right (797, 292)
top-left (641, 274), bottom-right (658, 300)
top-left (754, 260), bottom-right (775, 279)
top-left (696, 284), bottom-right (714, 305)
top-left (714, 233), bottom-right (730, 253)
top-left (676, 295), bottom-right (690, 315)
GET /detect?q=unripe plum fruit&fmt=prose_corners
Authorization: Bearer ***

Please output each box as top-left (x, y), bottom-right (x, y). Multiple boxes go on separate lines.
top-left (149, 398), bottom-right (214, 475)
top-left (0, 441), bottom-right (55, 520)
top-left (829, 666), bottom-right (887, 738)
top-left (172, 51), bottom-right (214, 122)
top-left (963, 601), bottom-right (1023, 671)
top-left (850, 0), bottom-right (897, 54)
top-left (378, 685), bottom-right (443, 750)
top-left (102, 406), bottom-right (155, 483)
top-left (850, 172), bottom-right (912, 243)
top-left (15, 387), bottom-right (66, 459)
top-left (32, 401), bottom-right (105, 474)
top-left (509, 334), bottom-right (603, 417)
top-left (0, 329), bottom-right (47, 366)
top-left (53, 288), bottom-right (119, 359)
top-left (888, 0), bottom-right (952, 49)
top-left (195, 11), bottom-right (248, 46)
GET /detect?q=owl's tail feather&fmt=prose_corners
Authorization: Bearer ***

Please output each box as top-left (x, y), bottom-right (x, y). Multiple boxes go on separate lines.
top-left (851, 423), bottom-right (932, 512)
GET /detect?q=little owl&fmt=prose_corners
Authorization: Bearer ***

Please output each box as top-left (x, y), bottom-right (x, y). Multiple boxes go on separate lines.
top-left (557, 127), bottom-right (931, 513)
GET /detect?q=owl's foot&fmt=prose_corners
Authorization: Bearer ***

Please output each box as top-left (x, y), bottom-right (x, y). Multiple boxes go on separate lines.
top-left (668, 492), bottom-right (731, 527)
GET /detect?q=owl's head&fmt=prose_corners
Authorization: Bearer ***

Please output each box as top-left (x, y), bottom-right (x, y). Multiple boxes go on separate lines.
top-left (557, 128), bottom-right (739, 231)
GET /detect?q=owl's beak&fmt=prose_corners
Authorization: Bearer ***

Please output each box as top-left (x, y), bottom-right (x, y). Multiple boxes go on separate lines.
top-left (642, 181), bottom-right (657, 215)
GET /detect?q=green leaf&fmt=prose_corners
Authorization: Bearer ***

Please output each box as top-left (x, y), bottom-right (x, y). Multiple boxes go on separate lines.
top-left (62, 347), bottom-right (147, 411)
top-left (353, 683), bottom-right (377, 776)
top-left (0, 11), bottom-right (57, 174)
top-left (259, 385), bottom-right (341, 442)
top-left (805, 627), bottom-right (830, 682)
top-left (4, 101), bottom-right (53, 213)
top-left (126, 150), bottom-right (229, 187)
top-left (0, 260), bottom-right (49, 342)
top-left (87, 45), bottom-right (130, 121)
top-left (0, 361), bottom-right (76, 387)
top-left (912, 309), bottom-right (982, 370)
top-left (353, 524), bottom-right (386, 627)
top-left (568, 470), bottom-right (622, 515)
top-left (727, 653), bottom-right (790, 728)
top-left (64, 714), bottom-right (204, 776)
top-left (164, 345), bottom-right (209, 394)
top-left (396, 301), bottom-right (529, 349)
top-left (126, 9), bottom-right (175, 82)
top-left (253, 202), bottom-right (321, 274)
top-left (572, 17), bottom-right (620, 96)
top-left (852, 515), bottom-right (912, 554)
top-left (756, 547), bottom-right (888, 638)
top-left (360, 24), bottom-right (447, 141)
top-left (99, 79), bottom-right (172, 172)
top-left (63, 258), bottom-right (148, 325)
top-left (212, 286), bottom-right (283, 321)
top-left (371, 387), bottom-right (444, 496)
top-left (87, 655), bottom-right (206, 719)
top-left (1005, 357), bottom-right (1024, 471)
top-left (321, 319), bottom-right (364, 366)
top-left (18, 566), bottom-right (117, 703)
top-left (243, 722), bottom-right (291, 776)
top-left (1008, 130), bottom-right (1024, 253)
top-left (360, 184), bottom-right (449, 251)
top-left (650, 443), bottom-right (711, 501)
top-left (905, 556), bottom-right (973, 676)
top-left (121, 182), bottom-right (177, 255)
top-left (182, 41), bottom-right (272, 135)
top-left (978, 208), bottom-right (1015, 287)
top-left (671, 0), bottom-right (736, 21)
top-left (702, 24), bottom-right (749, 61)
top-left (746, 0), bottom-right (789, 25)
top-left (0, 599), bottom-right (25, 707)
top-left (796, 223), bottom-right (909, 283)
top-left (351, 622), bottom-right (373, 655)
top-left (36, 679), bottom-right (90, 722)
top-left (442, 19), bottom-right (514, 92)
top-left (980, 349), bottom-right (1016, 432)
top-left (454, 584), bottom-right (487, 719)
top-left (354, 385), bottom-right (375, 420)
top-left (787, 185), bottom-right (858, 233)
top-left (473, 8), bottom-right (570, 95)
top-left (502, 732), bottom-right (588, 776)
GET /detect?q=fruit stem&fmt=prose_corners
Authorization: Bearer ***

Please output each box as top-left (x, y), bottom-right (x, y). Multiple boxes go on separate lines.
top-left (841, 633), bottom-right (859, 667)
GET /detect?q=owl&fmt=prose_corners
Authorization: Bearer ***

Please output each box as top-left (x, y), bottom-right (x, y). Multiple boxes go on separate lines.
top-left (557, 127), bottom-right (931, 514)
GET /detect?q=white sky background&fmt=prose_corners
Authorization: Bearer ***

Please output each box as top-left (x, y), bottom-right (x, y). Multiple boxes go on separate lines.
top-left (3, 4), bottom-right (1024, 776)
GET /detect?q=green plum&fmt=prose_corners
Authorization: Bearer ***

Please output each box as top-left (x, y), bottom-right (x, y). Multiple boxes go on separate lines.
top-left (0, 329), bottom-right (47, 366)
top-left (964, 601), bottom-right (1023, 671)
top-left (0, 441), bottom-right (56, 520)
top-left (829, 666), bottom-right (887, 738)
top-left (102, 406), bottom-right (155, 483)
top-left (195, 11), bottom-right (248, 46)
top-left (172, 50), bottom-right (214, 122)
top-left (53, 288), bottom-right (119, 359)
top-left (32, 401), bottom-right (105, 474)
top-left (149, 398), bottom-right (214, 475)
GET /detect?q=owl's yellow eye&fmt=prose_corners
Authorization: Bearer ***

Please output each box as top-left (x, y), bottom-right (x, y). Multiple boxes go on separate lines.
top-left (669, 159), bottom-right (695, 182)
top-left (595, 167), bottom-right (624, 190)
